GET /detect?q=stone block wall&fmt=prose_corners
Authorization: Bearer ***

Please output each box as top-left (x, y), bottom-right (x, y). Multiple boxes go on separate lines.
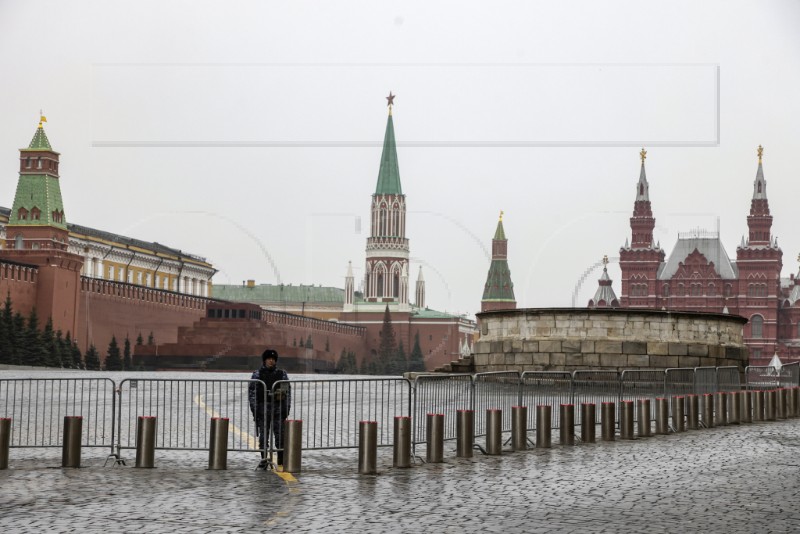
top-left (472, 308), bottom-right (749, 373)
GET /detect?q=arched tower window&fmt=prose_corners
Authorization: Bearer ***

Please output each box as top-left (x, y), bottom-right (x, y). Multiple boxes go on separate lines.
top-left (662, 284), bottom-right (670, 297)
top-left (14, 235), bottom-right (23, 250)
top-left (750, 315), bottom-right (763, 338)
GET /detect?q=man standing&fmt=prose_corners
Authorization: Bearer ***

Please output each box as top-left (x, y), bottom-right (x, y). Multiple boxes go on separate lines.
top-left (248, 348), bottom-right (291, 467)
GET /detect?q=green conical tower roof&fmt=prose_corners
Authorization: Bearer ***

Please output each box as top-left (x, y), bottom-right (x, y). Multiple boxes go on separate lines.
top-left (482, 213), bottom-right (516, 302)
top-left (25, 125), bottom-right (52, 150)
top-left (9, 122), bottom-right (67, 230)
top-left (493, 218), bottom-right (506, 240)
top-left (375, 105), bottom-right (402, 195)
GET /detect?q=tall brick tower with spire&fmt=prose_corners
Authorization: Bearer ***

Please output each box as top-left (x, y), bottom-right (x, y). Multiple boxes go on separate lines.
top-left (1, 116), bottom-right (83, 337)
top-left (481, 211), bottom-right (516, 312)
top-left (363, 92), bottom-right (411, 311)
top-left (618, 148), bottom-right (665, 307)
top-left (735, 145), bottom-right (782, 358)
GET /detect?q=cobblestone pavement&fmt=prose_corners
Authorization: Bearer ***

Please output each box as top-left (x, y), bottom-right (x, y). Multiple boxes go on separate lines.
top-left (2, 420), bottom-right (800, 533)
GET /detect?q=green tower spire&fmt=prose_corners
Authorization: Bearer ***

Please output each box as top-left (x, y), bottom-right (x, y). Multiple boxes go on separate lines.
top-left (375, 93), bottom-right (402, 195)
top-left (481, 212), bottom-right (517, 310)
top-left (9, 118), bottom-right (67, 231)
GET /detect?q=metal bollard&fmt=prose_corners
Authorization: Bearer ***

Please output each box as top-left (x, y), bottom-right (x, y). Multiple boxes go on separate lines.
top-left (62, 416), bottom-right (82, 468)
top-left (766, 390), bottom-right (777, 421)
top-left (728, 392), bottom-right (740, 425)
top-left (654, 398), bottom-right (669, 435)
top-left (740, 391), bottom-right (752, 423)
top-left (135, 416), bottom-right (157, 468)
top-left (581, 403), bottom-right (596, 443)
top-left (359, 420), bottom-right (378, 474)
top-left (619, 401), bottom-right (634, 440)
top-left (637, 399), bottom-right (651, 437)
top-left (284, 420), bottom-right (303, 473)
top-left (208, 417), bottom-right (229, 470)
top-left (456, 410), bottom-right (475, 457)
top-left (536, 405), bottom-right (552, 448)
top-left (601, 402), bottom-right (615, 441)
top-left (686, 395), bottom-right (699, 430)
top-left (393, 416), bottom-right (411, 468)
top-left (702, 394), bottom-right (715, 428)
top-left (511, 406), bottom-right (527, 451)
top-left (0, 418), bottom-right (10, 470)
top-left (795, 387), bottom-right (800, 418)
top-left (486, 409), bottom-right (503, 455)
top-left (560, 404), bottom-right (575, 446)
top-left (671, 397), bottom-right (685, 433)
top-left (790, 388), bottom-right (799, 418)
top-left (777, 389), bottom-right (787, 420)
top-left (426, 414), bottom-right (444, 464)
top-left (714, 392), bottom-right (728, 426)
top-left (753, 391), bottom-right (765, 421)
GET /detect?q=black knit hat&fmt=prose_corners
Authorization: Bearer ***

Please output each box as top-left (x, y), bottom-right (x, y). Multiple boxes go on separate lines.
top-left (262, 349), bottom-right (279, 362)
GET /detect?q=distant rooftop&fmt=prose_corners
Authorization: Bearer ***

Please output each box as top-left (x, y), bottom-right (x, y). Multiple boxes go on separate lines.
top-left (212, 283), bottom-right (345, 304)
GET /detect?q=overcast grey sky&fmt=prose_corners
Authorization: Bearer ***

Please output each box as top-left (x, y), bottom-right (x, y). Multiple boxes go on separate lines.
top-left (1, 1), bottom-right (799, 317)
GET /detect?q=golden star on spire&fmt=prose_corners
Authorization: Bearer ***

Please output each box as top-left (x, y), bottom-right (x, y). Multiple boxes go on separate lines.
top-left (499, 210), bottom-right (504, 222)
top-left (603, 255), bottom-right (609, 266)
top-left (640, 148), bottom-right (647, 164)
top-left (386, 92), bottom-right (395, 115)
top-left (758, 145), bottom-right (764, 164)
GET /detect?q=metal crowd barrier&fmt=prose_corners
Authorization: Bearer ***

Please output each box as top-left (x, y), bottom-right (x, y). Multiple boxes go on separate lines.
top-left (716, 367), bottom-right (741, 392)
top-left (694, 367), bottom-right (717, 395)
top-left (745, 364), bottom-right (800, 390)
top-left (573, 370), bottom-right (620, 415)
top-left (115, 378), bottom-right (260, 459)
top-left (3, 364), bottom-right (798, 463)
top-left (282, 377), bottom-right (411, 451)
top-left (0, 378), bottom-right (116, 455)
top-left (473, 371), bottom-right (520, 437)
top-left (620, 370), bottom-right (664, 423)
top-left (665, 368), bottom-right (695, 397)
top-left (519, 371), bottom-right (572, 429)
top-left (412, 374), bottom-right (473, 448)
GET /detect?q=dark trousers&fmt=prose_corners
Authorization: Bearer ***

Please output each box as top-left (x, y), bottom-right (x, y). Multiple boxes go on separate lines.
top-left (256, 405), bottom-right (285, 461)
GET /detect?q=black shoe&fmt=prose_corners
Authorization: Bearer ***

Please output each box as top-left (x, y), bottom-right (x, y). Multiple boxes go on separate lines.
top-left (277, 453), bottom-right (284, 466)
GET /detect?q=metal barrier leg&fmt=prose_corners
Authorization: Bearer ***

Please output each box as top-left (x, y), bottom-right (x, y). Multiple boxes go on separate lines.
top-left (753, 391), bottom-right (764, 422)
top-left (135, 416), bottom-right (157, 468)
top-left (601, 402), bottom-right (615, 442)
top-left (456, 410), bottom-right (475, 457)
top-left (686, 395), bottom-right (699, 430)
top-left (560, 404), bottom-right (575, 446)
top-left (654, 398), bottom-right (669, 435)
top-left (62, 416), bottom-right (83, 468)
top-left (702, 394), bottom-right (715, 428)
top-left (511, 406), bottom-right (527, 451)
top-left (486, 409), bottom-right (502, 455)
top-left (426, 414), bottom-right (444, 463)
top-left (359, 421), bottom-right (378, 474)
top-left (581, 403), bottom-right (596, 444)
top-left (208, 417), bottom-right (229, 470)
top-left (620, 401), bottom-right (634, 440)
top-left (284, 420), bottom-right (303, 474)
top-left (0, 418), bottom-right (10, 470)
top-left (637, 399), bottom-right (651, 437)
top-left (536, 405), bottom-right (552, 448)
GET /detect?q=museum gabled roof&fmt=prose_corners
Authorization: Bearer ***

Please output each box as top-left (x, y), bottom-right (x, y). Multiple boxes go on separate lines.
top-left (658, 235), bottom-right (738, 280)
